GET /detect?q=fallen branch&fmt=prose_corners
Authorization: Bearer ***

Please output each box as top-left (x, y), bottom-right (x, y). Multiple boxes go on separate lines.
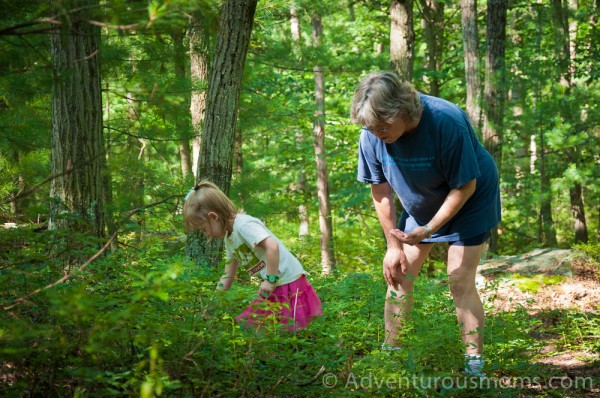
top-left (1, 167), bottom-right (73, 206)
top-left (3, 231), bottom-right (117, 311)
top-left (0, 154), bottom-right (104, 206)
top-left (121, 195), bottom-right (181, 219)
top-left (295, 365), bottom-right (326, 386)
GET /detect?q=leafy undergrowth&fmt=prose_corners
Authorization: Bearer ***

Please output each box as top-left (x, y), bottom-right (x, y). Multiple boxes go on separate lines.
top-left (479, 251), bottom-right (600, 397)
top-left (1, 229), bottom-right (598, 397)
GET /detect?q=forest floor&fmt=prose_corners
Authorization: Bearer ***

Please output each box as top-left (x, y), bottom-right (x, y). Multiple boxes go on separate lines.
top-left (480, 258), bottom-right (600, 397)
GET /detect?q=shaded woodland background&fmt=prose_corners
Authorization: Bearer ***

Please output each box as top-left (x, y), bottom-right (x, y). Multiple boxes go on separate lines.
top-left (1, 0), bottom-right (598, 262)
top-left (0, 0), bottom-right (598, 397)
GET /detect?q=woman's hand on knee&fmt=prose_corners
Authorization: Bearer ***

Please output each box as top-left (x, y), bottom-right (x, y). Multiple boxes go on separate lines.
top-left (383, 247), bottom-right (406, 286)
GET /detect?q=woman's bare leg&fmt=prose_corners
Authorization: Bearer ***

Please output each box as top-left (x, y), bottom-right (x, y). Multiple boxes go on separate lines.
top-left (383, 243), bottom-right (432, 347)
top-left (446, 243), bottom-right (486, 356)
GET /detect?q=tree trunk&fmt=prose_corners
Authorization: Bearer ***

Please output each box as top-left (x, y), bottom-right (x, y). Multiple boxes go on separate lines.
top-left (539, 148), bottom-right (558, 247)
top-left (298, 173), bottom-right (310, 237)
top-left (171, 30), bottom-right (193, 178)
top-left (311, 14), bottom-right (335, 275)
top-left (189, 0), bottom-right (258, 267)
top-left (535, 127), bottom-right (554, 248)
top-left (290, 3), bottom-right (301, 52)
top-left (125, 88), bottom-right (146, 241)
top-left (420, 0), bottom-right (444, 96)
top-left (180, 139), bottom-right (193, 178)
top-left (49, 0), bottom-right (105, 239)
top-left (552, 0), bottom-right (588, 243)
top-left (103, 82), bottom-right (117, 251)
top-left (533, 4), bottom-right (557, 247)
top-left (349, 1), bottom-right (356, 21)
top-left (570, 183), bottom-right (588, 243)
top-left (189, 12), bottom-right (212, 180)
top-left (460, 0), bottom-right (482, 130)
top-left (198, 0), bottom-right (256, 194)
top-left (198, 0), bottom-right (257, 187)
top-left (481, 0), bottom-right (507, 254)
top-left (10, 150), bottom-right (25, 218)
top-left (235, 127), bottom-right (243, 175)
top-left (290, 4), bottom-right (310, 238)
top-left (597, 206), bottom-right (600, 243)
top-left (390, 0), bottom-right (414, 81)
top-left (186, 9), bottom-right (214, 265)
top-left (482, 0), bottom-right (506, 167)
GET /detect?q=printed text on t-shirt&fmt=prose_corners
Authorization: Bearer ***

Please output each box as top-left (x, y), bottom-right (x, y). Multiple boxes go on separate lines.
top-left (382, 155), bottom-right (435, 171)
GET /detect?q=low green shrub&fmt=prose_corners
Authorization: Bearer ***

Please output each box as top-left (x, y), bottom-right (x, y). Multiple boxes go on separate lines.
top-left (1, 230), bottom-right (596, 397)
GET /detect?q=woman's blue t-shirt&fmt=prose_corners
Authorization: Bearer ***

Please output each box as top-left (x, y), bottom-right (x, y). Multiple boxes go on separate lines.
top-left (357, 94), bottom-right (501, 242)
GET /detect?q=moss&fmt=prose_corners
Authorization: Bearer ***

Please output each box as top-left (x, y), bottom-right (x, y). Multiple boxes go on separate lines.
top-left (512, 273), bottom-right (567, 293)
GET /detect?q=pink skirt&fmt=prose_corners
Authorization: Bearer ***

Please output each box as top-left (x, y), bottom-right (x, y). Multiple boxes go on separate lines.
top-left (236, 275), bottom-right (322, 331)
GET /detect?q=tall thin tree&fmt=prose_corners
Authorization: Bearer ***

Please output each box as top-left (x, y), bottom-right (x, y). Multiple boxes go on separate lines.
top-left (534, 3), bottom-right (558, 246)
top-left (419, 0), bottom-right (444, 96)
top-left (49, 0), bottom-right (106, 239)
top-left (460, 0), bottom-right (482, 130)
top-left (190, 0), bottom-right (258, 266)
top-left (390, 0), bottom-right (414, 81)
top-left (481, 0), bottom-right (507, 253)
top-left (290, 3), bottom-right (310, 238)
top-left (171, 29), bottom-right (193, 178)
top-left (189, 10), bottom-right (214, 179)
top-left (198, 0), bottom-right (257, 190)
top-left (552, 0), bottom-right (588, 243)
top-left (311, 13), bottom-right (335, 275)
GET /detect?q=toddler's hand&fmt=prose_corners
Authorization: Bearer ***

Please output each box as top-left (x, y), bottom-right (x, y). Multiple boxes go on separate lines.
top-left (216, 274), bottom-right (233, 292)
top-left (258, 280), bottom-right (276, 298)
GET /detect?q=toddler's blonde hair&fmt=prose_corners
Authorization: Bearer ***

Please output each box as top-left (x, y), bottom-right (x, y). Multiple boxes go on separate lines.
top-left (183, 180), bottom-right (238, 233)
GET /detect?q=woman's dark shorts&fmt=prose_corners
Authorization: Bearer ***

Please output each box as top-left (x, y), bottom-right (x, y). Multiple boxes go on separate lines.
top-left (448, 230), bottom-right (491, 246)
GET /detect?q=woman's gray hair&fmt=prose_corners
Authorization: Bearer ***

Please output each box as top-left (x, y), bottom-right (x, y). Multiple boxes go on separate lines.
top-left (350, 71), bottom-right (422, 129)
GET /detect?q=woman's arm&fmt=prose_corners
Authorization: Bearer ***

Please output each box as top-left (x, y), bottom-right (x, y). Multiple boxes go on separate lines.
top-left (371, 182), bottom-right (408, 285)
top-left (391, 178), bottom-right (477, 245)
